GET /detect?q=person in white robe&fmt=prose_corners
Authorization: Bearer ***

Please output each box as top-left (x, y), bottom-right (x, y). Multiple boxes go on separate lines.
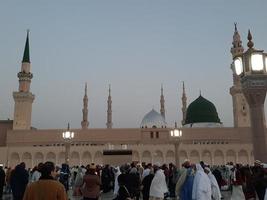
top-left (113, 166), bottom-right (121, 195)
top-left (149, 163), bottom-right (168, 200)
top-left (192, 163), bottom-right (212, 200)
top-left (30, 163), bottom-right (43, 183)
top-left (205, 167), bottom-right (222, 200)
top-left (30, 169), bottom-right (41, 183)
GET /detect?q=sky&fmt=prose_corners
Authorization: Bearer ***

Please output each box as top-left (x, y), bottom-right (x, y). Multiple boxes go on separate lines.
top-left (0, 1), bottom-right (267, 129)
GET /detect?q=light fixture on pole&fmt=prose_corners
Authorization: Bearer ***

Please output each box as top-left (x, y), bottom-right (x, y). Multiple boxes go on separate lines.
top-left (62, 123), bottom-right (74, 165)
top-left (170, 122), bottom-right (183, 167)
top-left (232, 29), bottom-right (267, 162)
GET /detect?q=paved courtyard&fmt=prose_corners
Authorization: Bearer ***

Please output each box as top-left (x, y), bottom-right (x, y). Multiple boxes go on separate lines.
top-left (3, 190), bottom-right (231, 200)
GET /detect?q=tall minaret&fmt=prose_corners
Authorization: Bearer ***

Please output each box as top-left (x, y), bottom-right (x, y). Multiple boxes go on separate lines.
top-left (13, 31), bottom-right (35, 130)
top-left (81, 83), bottom-right (89, 129)
top-left (160, 84), bottom-right (165, 119)
top-left (230, 23), bottom-right (251, 127)
top-left (106, 84), bottom-right (113, 128)
top-left (181, 81), bottom-right (187, 125)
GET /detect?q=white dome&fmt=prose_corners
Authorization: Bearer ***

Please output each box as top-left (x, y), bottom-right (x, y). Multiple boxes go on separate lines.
top-left (140, 109), bottom-right (167, 128)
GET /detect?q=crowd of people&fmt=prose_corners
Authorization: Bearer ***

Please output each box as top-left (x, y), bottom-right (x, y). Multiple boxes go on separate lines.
top-left (0, 159), bottom-right (266, 200)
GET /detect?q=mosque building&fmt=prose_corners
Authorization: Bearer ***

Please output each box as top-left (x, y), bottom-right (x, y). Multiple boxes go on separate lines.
top-left (0, 26), bottom-right (256, 168)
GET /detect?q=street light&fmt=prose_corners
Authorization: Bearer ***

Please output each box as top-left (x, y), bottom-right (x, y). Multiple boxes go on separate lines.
top-left (232, 30), bottom-right (267, 162)
top-left (170, 122), bottom-right (182, 168)
top-left (62, 123), bottom-right (74, 165)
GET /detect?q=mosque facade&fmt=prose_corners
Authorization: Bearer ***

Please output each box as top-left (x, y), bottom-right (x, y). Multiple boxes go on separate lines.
top-left (0, 27), bottom-right (258, 168)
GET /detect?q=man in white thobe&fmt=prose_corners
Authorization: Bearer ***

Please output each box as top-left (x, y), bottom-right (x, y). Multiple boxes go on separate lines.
top-left (192, 163), bottom-right (212, 200)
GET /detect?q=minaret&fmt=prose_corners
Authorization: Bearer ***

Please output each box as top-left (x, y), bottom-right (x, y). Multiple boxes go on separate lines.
top-left (231, 23), bottom-right (244, 57)
top-left (13, 30), bottom-right (35, 130)
top-left (229, 23), bottom-right (251, 127)
top-left (106, 84), bottom-right (113, 128)
top-left (181, 81), bottom-right (187, 125)
top-left (81, 83), bottom-right (89, 129)
top-left (160, 84), bottom-right (165, 119)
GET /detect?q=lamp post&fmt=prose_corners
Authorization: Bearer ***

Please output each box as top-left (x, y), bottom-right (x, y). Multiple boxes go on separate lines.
top-left (62, 123), bottom-right (74, 165)
top-left (232, 30), bottom-right (267, 162)
top-left (170, 123), bottom-right (182, 168)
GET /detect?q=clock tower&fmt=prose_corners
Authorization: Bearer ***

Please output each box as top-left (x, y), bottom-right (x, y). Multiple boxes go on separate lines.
top-left (230, 24), bottom-right (251, 127)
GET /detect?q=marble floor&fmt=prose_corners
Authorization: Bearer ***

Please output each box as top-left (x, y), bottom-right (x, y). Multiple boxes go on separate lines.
top-left (2, 190), bottom-right (232, 200)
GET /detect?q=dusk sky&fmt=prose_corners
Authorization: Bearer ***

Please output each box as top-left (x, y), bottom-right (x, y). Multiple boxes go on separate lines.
top-left (0, 1), bottom-right (267, 129)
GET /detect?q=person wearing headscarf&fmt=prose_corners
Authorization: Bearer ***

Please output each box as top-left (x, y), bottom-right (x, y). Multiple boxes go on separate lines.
top-left (23, 161), bottom-right (67, 200)
top-left (10, 162), bottom-right (29, 200)
top-left (0, 164), bottom-right (5, 200)
top-left (175, 160), bottom-right (192, 199)
top-left (101, 164), bottom-right (114, 193)
top-left (113, 173), bottom-right (131, 200)
top-left (30, 163), bottom-right (43, 183)
top-left (137, 163), bottom-right (144, 180)
top-left (5, 167), bottom-right (12, 194)
top-left (113, 166), bottom-right (121, 195)
top-left (128, 163), bottom-right (141, 200)
top-left (59, 163), bottom-right (70, 192)
top-left (142, 163), bottom-right (152, 180)
top-left (142, 168), bottom-right (154, 200)
top-left (192, 163), bottom-right (212, 200)
top-left (82, 164), bottom-right (101, 200)
top-left (168, 163), bottom-right (177, 199)
top-left (252, 161), bottom-right (267, 200)
top-left (205, 167), bottom-right (221, 200)
top-left (72, 167), bottom-right (84, 197)
top-left (230, 164), bottom-right (245, 200)
top-left (179, 164), bottom-right (195, 200)
top-left (149, 163), bottom-right (168, 200)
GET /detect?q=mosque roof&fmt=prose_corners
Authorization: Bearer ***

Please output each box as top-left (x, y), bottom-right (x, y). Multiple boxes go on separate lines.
top-left (140, 109), bottom-right (167, 128)
top-left (185, 95), bottom-right (221, 125)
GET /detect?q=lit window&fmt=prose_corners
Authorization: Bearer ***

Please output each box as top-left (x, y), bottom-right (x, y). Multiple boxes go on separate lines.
top-left (251, 54), bottom-right (264, 71)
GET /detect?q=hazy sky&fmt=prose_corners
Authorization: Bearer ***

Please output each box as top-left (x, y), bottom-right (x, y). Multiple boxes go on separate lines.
top-left (0, 1), bottom-right (267, 129)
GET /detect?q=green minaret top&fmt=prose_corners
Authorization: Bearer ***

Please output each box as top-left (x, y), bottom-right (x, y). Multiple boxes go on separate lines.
top-left (22, 30), bottom-right (30, 63)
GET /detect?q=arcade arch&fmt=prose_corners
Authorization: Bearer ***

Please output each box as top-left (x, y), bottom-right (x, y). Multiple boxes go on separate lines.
top-left (58, 152), bottom-right (65, 165)
top-left (10, 152), bottom-right (20, 168)
top-left (153, 150), bottom-right (163, 164)
top-left (22, 152), bottom-right (32, 168)
top-left (46, 152), bottom-right (56, 164)
top-left (132, 151), bottom-right (140, 162)
top-left (226, 150), bottom-right (236, 163)
top-left (94, 151), bottom-right (103, 165)
top-left (190, 150), bottom-right (200, 164)
top-left (214, 150), bottom-right (224, 165)
top-left (238, 150), bottom-right (249, 164)
top-left (34, 152), bottom-right (44, 166)
top-left (70, 151), bottom-right (80, 166)
top-left (82, 151), bottom-right (92, 165)
top-left (142, 151), bottom-right (152, 164)
top-left (165, 150), bottom-right (175, 164)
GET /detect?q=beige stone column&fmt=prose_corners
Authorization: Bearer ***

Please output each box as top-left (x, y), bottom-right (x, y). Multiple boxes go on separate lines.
top-left (174, 142), bottom-right (180, 168)
top-left (65, 142), bottom-right (71, 165)
top-left (249, 105), bottom-right (267, 162)
top-left (241, 75), bottom-right (267, 163)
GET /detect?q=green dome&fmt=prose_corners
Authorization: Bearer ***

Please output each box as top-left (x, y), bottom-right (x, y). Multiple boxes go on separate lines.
top-left (185, 95), bottom-right (221, 124)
